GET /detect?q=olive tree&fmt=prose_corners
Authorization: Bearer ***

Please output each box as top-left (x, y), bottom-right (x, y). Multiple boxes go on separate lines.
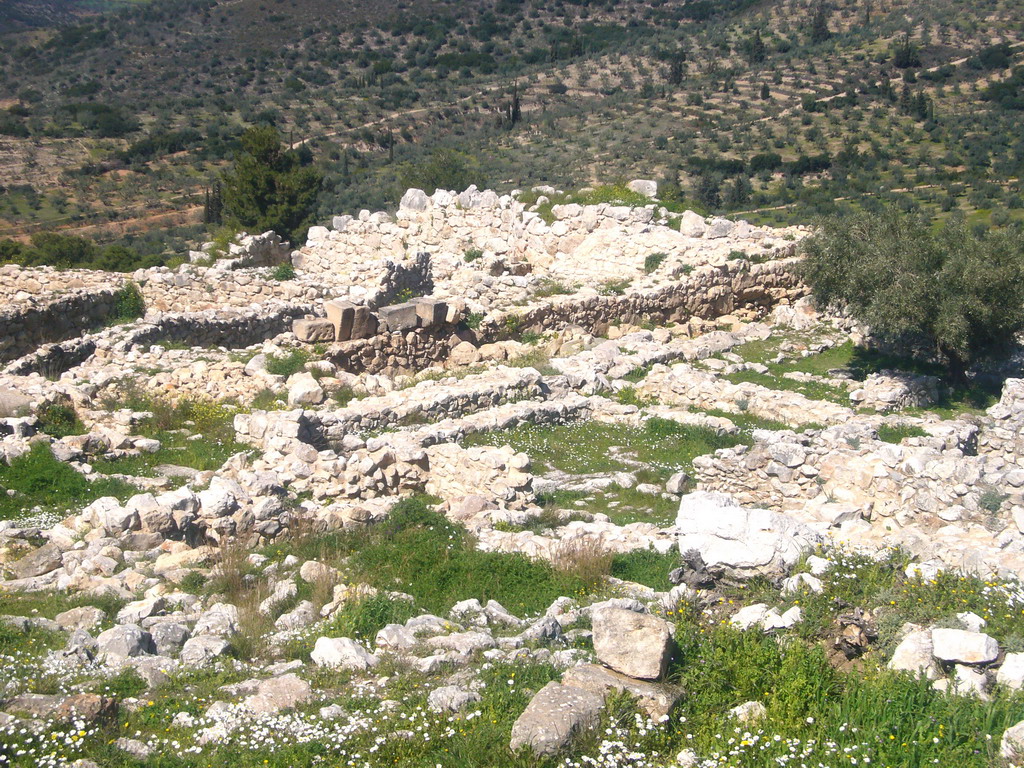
top-left (800, 208), bottom-right (1024, 380)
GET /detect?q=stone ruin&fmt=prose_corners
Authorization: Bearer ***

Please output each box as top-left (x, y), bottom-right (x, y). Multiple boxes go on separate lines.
top-left (5, 185), bottom-right (1024, 761)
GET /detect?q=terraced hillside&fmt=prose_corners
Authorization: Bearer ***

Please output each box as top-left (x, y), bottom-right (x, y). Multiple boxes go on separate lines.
top-left (0, 0), bottom-right (1021, 259)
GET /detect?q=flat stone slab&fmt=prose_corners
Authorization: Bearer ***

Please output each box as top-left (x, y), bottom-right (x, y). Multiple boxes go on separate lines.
top-left (509, 681), bottom-right (604, 757)
top-left (378, 302), bottom-right (420, 333)
top-left (293, 317), bottom-right (335, 343)
top-left (561, 663), bottom-right (682, 719)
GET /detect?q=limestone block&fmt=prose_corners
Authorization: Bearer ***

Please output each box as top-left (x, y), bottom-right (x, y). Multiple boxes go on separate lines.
top-left (411, 298), bottom-right (448, 328)
top-left (293, 317), bottom-right (335, 343)
top-left (627, 179), bottom-right (658, 198)
top-left (325, 300), bottom-right (356, 341)
top-left (351, 306), bottom-right (379, 339)
top-left (379, 302), bottom-right (420, 333)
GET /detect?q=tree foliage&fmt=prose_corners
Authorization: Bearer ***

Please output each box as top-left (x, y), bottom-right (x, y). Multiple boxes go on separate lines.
top-left (0, 233), bottom-right (154, 271)
top-left (220, 125), bottom-right (323, 243)
top-left (800, 209), bottom-right (1024, 378)
top-left (402, 148), bottom-right (481, 195)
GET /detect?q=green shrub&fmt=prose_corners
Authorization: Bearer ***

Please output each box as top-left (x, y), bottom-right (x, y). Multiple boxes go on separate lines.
top-left (643, 252), bottom-right (667, 273)
top-left (264, 349), bottom-right (312, 377)
top-left (109, 281), bottom-right (145, 323)
top-left (463, 248), bottom-right (484, 262)
top-left (271, 262), bottom-right (296, 281)
top-left (877, 423), bottom-right (928, 443)
top-left (464, 312), bottom-right (484, 330)
top-left (36, 403), bottom-right (85, 438)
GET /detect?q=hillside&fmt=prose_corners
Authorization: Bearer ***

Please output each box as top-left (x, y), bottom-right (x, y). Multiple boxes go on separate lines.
top-left (0, 0), bottom-right (1021, 258)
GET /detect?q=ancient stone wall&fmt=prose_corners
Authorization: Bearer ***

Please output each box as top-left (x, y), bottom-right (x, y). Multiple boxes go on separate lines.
top-left (0, 278), bottom-right (124, 363)
top-left (5, 303), bottom-right (314, 378)
top-left (479, 259), bottom-right (804, 339)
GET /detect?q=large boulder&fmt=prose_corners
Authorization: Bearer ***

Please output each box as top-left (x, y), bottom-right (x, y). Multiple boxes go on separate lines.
top-left (626, 179), bottom-right (658, 198)
top-left (242, 674), bottom-right (312, 715)
top-left (561, 663), bottom-right (681, 719)
top-left (287, 372), bottom-right (325, 406)
top-left (10, 543), bottom-right (63, 579)
top-left (311, 636), bottom-right (379, 671)
top-left (888, 629), bottom-right (939, 679)
top-left (509, 682), bottom-right (604, 757)
top-left (1004, 719), bottom-right (1024, 762)
top-left (675, 491), bottom-right (820, 579)
top-left (591, 607), bottom-right (673, 681)
top-left (96, 624), bottom-right (154, 661)
top-left (931, 628), bottom-right (999, 665)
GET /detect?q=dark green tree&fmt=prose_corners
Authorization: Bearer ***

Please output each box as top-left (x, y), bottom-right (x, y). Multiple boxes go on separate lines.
top-left (220, 125), bottom-right (323, 243)
top-left (809, 3), bottom-right (831, 44)
top-left (693, 171), bottom-right (722, 209)
top-left (800, 208), bottom-right (1024, 380)
top-left (744, 30), bottom-right (767, 64)
top-left (402, 148), bottom-right (480, 194)
top-left (667, 53), bottom-right (685, 86)
top-left (893, 33), bottom-right (921, 68)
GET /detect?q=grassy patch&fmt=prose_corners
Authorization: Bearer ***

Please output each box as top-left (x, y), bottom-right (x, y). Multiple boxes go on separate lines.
top-left (91, 387), bottom-right (249, 476)
top-left (0, 443), bottom-right (136, 521)
top-left (665, 602), bottom-right (1024, 768)
top-left (725, 368), bottom-right (851, 405)
top-left (610, 549), bottom-right (678, 591)
top-left (264, 349), bottom-right (314, 378)
top-left (732, 337), bottom-right (1000, 416)
top-left (271, 497), bottom-right (594, 616)
top-left (465, 418), bottom-right (747, 484)
top-left (877, 423), bottom-right (929, 443)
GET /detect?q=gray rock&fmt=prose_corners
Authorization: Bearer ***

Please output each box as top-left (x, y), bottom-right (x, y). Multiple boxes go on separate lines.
top-left (116, 597), bottom-right (164, 625)
top-left (55, 606), bottom-right (106, 632)
top-left (149, 622), bottom-right (190, 655)
top-left (665, 471), bottom-right (689, 495)
top-left (561, 663), bottom-right (681, 719)
top-left (520, 616), bottom-right (563, 645)
top-left (311, 637), bottom-right (379, 671)
top-left (509, 682), bottom-right (604, 756)
top-left (888, 629), bottom-right (939, 679)
top-left (11, 542), bottom-right (63, 579)
top-left (400, 188), bottom-right (430, 211)
top-left (96, 624), bottom-right (154, 661)
top-left (427, 685), bottom-right (481, 713)
top-left (242, 673), bottom-right (312, 715)
top-left (193, 603), bottom-right (239, 636)
top-left (675, 491), bottom-right (820, 579)
top-left (426, 631), bottom-right (496, 656)
top-left (626, 179), bottom-right (658, 198)
top-left (931, 628), bottom-right (999, 665)
top-left (1002, 719), bottom-right (1024, 761)
top-left (114, 738), bottom-right (152, 760)
top-left (179, 635), bottom-right (230, 666)
top-left (378, 302), bottom-right (421, 333)
top-left (591, 607), bottom-right (673, 681)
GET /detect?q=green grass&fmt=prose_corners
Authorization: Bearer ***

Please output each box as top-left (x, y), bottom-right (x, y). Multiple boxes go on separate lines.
top-left (610, 549), bottom-right (678, 591)
top-left (666, 605), bottom-right (1024, 768)
top-left (0, 443), bottom-right (136, 521)
top-left (464, 418), bottom-right (748, 485)
top-left (264, 349), bottom-right (314, 378)
top-left (877, 423), bottom-right (929, 443)
top-left (90, 386), bottom-right (250, 477)
top-left (270, 497), bottom-right (594, 616)
top-left (725, 368), bottom-right (852, 405)
top-left (731, 337), bottom-right (1000, 416)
